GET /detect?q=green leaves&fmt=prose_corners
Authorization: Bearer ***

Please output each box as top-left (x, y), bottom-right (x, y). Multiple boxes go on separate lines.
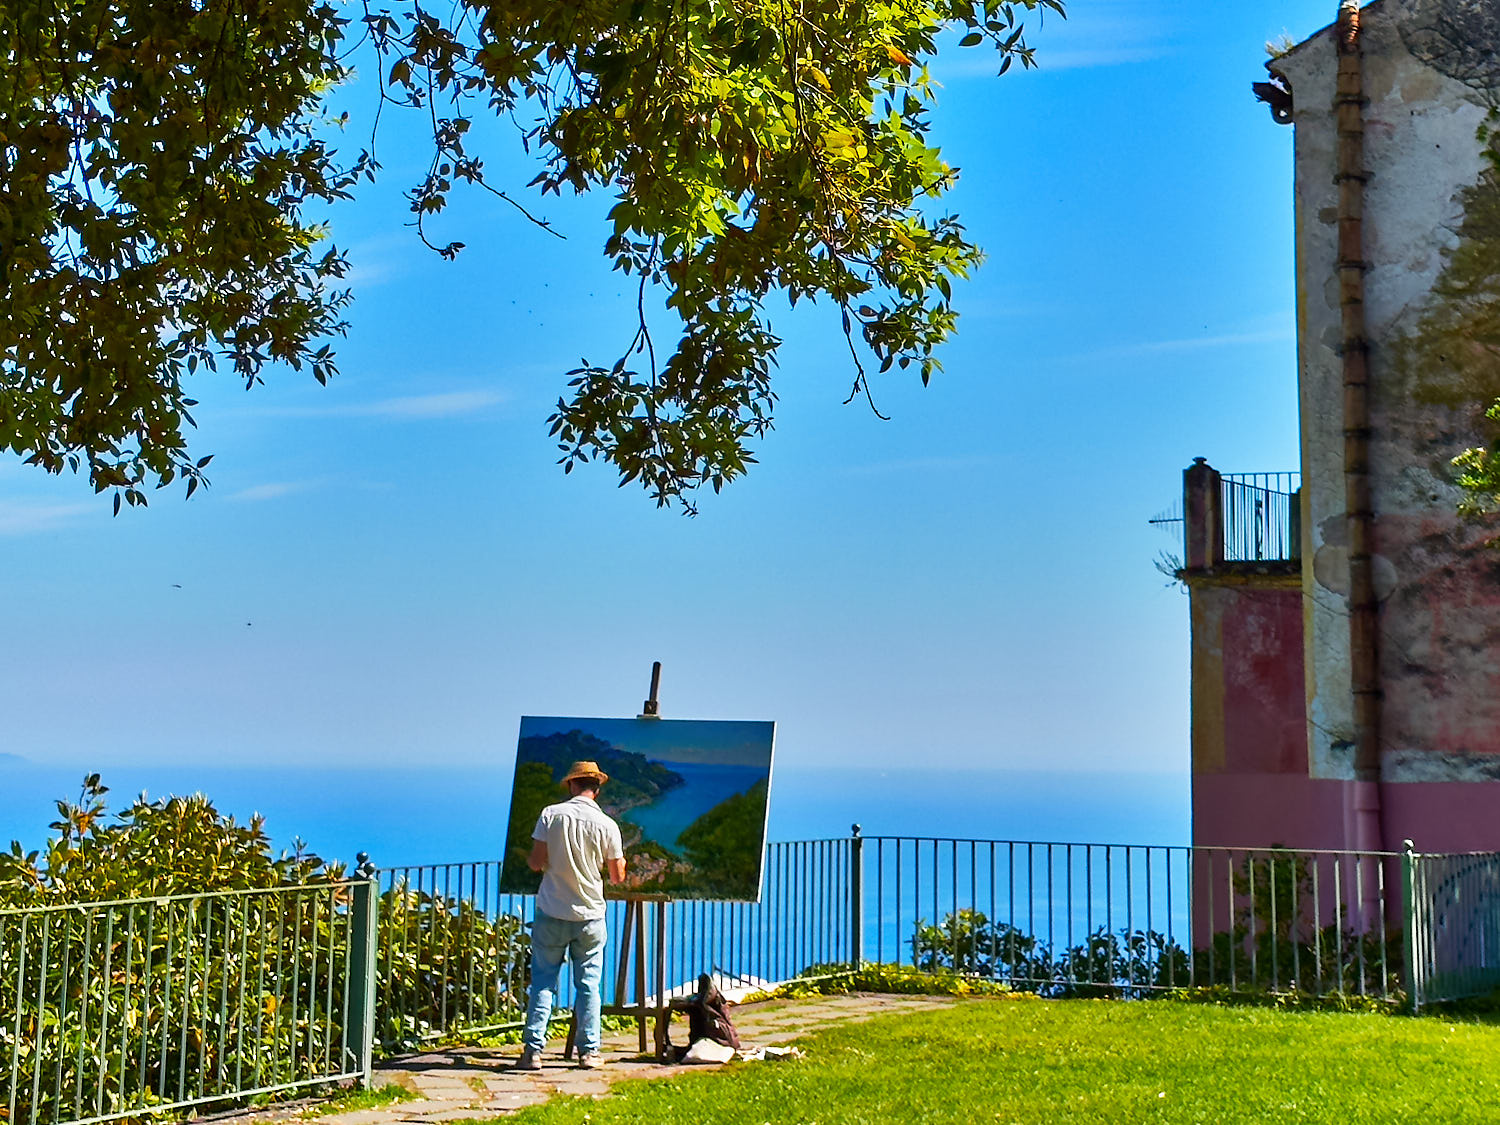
top-left (0, 775), bottom-right (337, 907)
top-left (0, 0), bottom-right (352, 508)
top-left (502, 0), bottom-right (1063, 510)
top-left (1, 0), bottom-right (1064, 514)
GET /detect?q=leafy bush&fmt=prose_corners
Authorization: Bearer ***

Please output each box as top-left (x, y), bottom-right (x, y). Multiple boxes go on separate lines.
top-left (0, 776), bottom-right (532, 1125)
top-left (910, 909), bottom-right (1187, 998)
top-left (374, 881), bottom-right (531, 1053)
top-left (0, 778), bottom-right (353, 1124)
top-left (0, 775), bottom-right (335, 906)
top-left (908, 849), bottom-right (1404, 1003)
top-left (778, 962), bottom-right (1013, 999)
top-left (911, 909), bottom-right (1049, 980)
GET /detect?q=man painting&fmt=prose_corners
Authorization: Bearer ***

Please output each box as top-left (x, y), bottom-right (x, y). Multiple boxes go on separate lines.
top-left (517, 760), bottom-right (627, 1070)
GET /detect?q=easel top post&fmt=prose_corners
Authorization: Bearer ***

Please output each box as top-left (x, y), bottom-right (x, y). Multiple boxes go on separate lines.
top-left (639, 660), bottom-right (662, 719)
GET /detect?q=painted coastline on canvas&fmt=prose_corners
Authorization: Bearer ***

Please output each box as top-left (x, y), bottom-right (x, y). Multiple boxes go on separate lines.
top-left (496, 716), bottom-right (777, 902)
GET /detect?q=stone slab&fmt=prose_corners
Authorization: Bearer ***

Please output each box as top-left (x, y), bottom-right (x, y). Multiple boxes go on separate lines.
top-left (238, 994), bottom-right (959, 1125)
top-left (400, 1110), bottom-right (494, 1123)
top-left (481, 1094), bottom-right (546, 1111)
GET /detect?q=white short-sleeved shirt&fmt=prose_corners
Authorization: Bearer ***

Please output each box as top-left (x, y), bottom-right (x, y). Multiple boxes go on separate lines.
top-left (532, 795), bottom-right (624, 921)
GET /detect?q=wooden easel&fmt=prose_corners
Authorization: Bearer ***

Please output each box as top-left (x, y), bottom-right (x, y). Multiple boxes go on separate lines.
top-left (565, 664), bottom-right (673, 1061)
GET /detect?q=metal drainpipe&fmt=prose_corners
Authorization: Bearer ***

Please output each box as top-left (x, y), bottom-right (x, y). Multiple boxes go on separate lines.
top-left (1335, 0), bottom-right (1385, 853)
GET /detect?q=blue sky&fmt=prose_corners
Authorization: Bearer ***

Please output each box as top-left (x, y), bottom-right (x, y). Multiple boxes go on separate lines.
top-left (0, 1), bottom-right (1333, 782)
top-left (519, 717), bottom-right (775, 768)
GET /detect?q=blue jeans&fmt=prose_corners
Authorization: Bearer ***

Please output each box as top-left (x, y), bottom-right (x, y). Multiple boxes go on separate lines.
top-left (524, 911), bottom-right (607, 1054)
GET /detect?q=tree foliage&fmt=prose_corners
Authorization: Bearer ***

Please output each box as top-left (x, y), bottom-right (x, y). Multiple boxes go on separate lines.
top-left (0, 774), bottom-right (336, 905)
top-left (1433, 120), bottom-right (1500, 514)
top-left (0, 0), bottom-right (354, 512)
top-left (1, 0), bottom-right (1064, 513)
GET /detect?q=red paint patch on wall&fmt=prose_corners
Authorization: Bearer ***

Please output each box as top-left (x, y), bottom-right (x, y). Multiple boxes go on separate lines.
top-left (1221, 588), bottom-right (1307, 775)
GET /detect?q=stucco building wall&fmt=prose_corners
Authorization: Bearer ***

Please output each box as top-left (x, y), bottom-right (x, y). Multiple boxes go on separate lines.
top-left (1189, 581), bottom-right (1324, 847)
top-left (1187, 0), bottom-right (1500, 854)
top-left (1274, 0), bottom-right (1500, 811)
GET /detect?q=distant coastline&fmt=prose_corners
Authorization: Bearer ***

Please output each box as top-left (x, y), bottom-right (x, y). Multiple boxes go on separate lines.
top-left (0, 763), bottom-right (1191, 868)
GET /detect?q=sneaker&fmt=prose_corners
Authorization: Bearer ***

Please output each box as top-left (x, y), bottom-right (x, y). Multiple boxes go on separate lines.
top-left (514, 1047), bottom-right (542, 1071)
top-left (577, 1051), bottom-right (604, 1070)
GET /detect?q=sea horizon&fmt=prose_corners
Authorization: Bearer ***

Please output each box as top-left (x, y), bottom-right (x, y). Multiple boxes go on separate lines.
top-left (0, 758), bottom-right (1191, 869)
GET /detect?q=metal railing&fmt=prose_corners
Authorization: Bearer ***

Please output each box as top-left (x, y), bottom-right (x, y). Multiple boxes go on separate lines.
top-left (1407, 849), bottom-right (1500, 1007)
top-left (374, 862), bottom-right (529, 1050)
top-left (378, 835), bottom-right (1500, 1020)
top-left (10, 834), bottom-right (1500, 1125)
top-left (854, 837), bottom-right (1403, 1000)
top-left (1, 882), bottom-right (371, 1125)
top-left (375, 839), bottom-right (851, 1048)
top-left (376, 836), bottom-right (1500, 1034)
top-left (1221, 472), bottom-right (1300, 563)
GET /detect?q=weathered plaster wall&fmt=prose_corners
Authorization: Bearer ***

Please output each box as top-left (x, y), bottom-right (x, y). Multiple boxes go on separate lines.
top-left (1189, 582), bottom-right (1307, 846)
top-left (1276, 0), bottom-right (1500, 792)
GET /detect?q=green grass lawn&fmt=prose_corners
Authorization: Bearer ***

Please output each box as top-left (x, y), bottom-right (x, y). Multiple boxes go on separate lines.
top-left (504, 997), bottom-right (1500, 1124)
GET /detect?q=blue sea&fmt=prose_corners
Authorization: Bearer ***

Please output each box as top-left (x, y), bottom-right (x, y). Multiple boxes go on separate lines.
top-left (624, 761), bottom-right (767, 850)
top-left (0, 759), bottom-right (1188, 867)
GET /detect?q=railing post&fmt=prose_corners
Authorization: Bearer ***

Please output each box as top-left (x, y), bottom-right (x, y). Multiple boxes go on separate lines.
top-left (1183, 457), bottom-right (1224, 570)
top-left (346, 854), bottom-right (380, 1085)
top-left (1402, 839), bottom-right (1420, 1013)
top-left (1289, 486), bottom-right (1303, 560)
top-left (849, 825), bottom-right (864, 968)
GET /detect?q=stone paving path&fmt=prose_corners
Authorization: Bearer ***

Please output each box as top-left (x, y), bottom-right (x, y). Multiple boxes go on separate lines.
top-left (314, 993), bottom-right (957, 1124)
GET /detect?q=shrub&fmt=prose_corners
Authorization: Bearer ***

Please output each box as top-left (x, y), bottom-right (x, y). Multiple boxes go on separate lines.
top-left (907, 849), bottom-right (1405, 1003)
top-left (373, 882), bottom-right (531, 1052)
top-left (776, 962), bottom-right (1013, 999)
top-left (0, 776), bottom-right (531, 1123)
top-left (0, 775), bottom-right (334, 906)
top-left (908, 908), bottom-right (1188, 998)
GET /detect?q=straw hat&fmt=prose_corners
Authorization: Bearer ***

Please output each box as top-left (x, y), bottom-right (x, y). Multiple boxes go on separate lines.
top-left (560, 760), bottom-right (609, 787)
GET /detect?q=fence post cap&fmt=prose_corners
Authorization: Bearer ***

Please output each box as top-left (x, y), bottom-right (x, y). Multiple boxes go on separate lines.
top-left (851, 823), bottom-right (862, 838)
top-left (1403, 839), bottom-right (1416, 854)
top-left (355, 852), bottom-right (378, 878)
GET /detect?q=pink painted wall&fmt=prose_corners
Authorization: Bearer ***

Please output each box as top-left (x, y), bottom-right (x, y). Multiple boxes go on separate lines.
top-left (1382, 781), bottom-right (1500, 854)
top-left (1190, 582), bottom-right (1310, 850)
top-left (1193, 774), bottom-right (1351, 851)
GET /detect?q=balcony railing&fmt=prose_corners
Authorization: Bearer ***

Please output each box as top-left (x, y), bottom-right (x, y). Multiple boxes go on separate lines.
top-left (1221, 472), bottom-right (1300, 563)
top-left (1169, 459), bottom-right (1301, 570)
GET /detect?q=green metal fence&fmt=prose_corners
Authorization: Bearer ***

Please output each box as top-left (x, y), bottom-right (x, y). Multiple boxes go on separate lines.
top-left (8, 837), bottom-right (1500, 1125)
top-left (374, 861), bottom-right (532, 1051)
top-left (1, 882), bottom-right (371, 1125)
top-left (373, 841), bottom-right (853, 1049)
top-left (1405, 845), bottom-right (1500, 1010)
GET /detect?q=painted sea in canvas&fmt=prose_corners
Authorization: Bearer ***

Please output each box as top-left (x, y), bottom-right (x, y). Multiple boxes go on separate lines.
top-left (496, 716), bottom-right (776, 902)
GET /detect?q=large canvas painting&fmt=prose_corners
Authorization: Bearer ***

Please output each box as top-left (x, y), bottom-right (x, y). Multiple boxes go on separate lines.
top-left (499, 716), bottom-right (776, 902)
